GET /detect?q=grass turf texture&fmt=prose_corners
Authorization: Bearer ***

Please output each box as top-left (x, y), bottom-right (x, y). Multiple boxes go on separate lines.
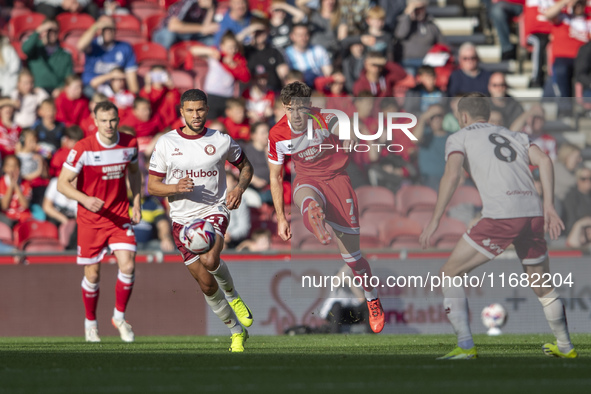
top-left (1, 334), bottom-right (590, 393)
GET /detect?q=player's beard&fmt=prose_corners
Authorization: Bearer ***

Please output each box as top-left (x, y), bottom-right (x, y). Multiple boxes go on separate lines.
top-left (185, 121), bottom-right (205, 134)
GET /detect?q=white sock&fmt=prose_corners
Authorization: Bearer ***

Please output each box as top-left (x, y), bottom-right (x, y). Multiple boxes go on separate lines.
top-left (364, 289), bottom-right (378, 301)
top-left (539, 289), bottom-right (573, 353)
top-left (85, 319), bottom-right (97, 330)
top-left (442, 281), bottom-right (474, 349)
top-left (113, 308), bottom-right (125, 321)
top-left (204, 288), bottom-right (242, 335)
top-left (208, 260), bottom-right (238, 302)
top-left (82, 277), bottom-right (99, 292)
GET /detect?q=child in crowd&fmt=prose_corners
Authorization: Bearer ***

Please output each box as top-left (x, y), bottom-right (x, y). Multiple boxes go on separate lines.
top-left (10, 69), bottom-right (49, 128)
top-left (0, 155), bottom-right (32, 228)
top-left (139, 65), bottom-right (180, 126)
top-left (33, 98), bottom-right (66, 157)
top-left (0, 98), bottom-right (22, 158)
top-left (218, 98), bottom-right (250, 141)
top-left (55, 75), bottom-right (90, 127)
top-left (405, 65), bottom-right (444, 114)
top-left (16, 128), bottom-right (49, 206)
top-left (243, 65), bottom-right (275, 123)
top-left (93, 67), bottom-right (136, 118)
top-left (49, 125), bottom-right (84, 177)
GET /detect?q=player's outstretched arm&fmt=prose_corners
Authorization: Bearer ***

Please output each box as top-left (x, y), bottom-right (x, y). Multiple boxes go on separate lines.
top-left (269, 161), bottom-right (291, 241)
top-left (226, 156), bottom-right (253, 210)
top-left (128, 161), bottom-right (142, 224)
top-left (529, 144), bottom-right (565, 239)
top-left (57, 167), bottom-right (104, 213)
top-left (419, 153), bottom-right (464, 248)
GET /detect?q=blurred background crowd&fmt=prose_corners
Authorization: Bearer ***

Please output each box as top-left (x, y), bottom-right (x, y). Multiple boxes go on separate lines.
top-left (1, 0), bottom-right (591, 254)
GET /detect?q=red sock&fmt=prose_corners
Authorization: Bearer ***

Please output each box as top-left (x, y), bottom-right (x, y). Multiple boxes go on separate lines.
top-left (81, 278), bottom-right (99, 321)
top-left (342, 252), bottom-right (374, 293)
top-left (115, 271), bottom-right (134, 314)
top-left (301, 197), bottom-right (317, 234)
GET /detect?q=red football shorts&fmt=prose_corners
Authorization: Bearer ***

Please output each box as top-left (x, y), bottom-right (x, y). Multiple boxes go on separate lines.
top-left (77, 223), bottom-right (137, 265)
top-left (294, 173), bottom-right (360, 235)
top-left (464, 216), bottom-right (547, 264)
top-left (172, 213), bottom-right (229, 265)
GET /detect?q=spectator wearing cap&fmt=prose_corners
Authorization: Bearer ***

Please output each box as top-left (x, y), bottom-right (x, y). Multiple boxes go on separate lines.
top-left (394, 0), bottom-right (445, 75)
top-left (243, 65), bottom-right (276, 124)
top-left (446, 42), bottom-right (491, 96)
top-left (214, 0), bottom-right (252, 48)
top-left (243, 17), bottom-right (289, 92)
top-left (21, 19), bottom-right (73, 95)
top-left (284, 23), bottom-right (333, 87)
top-left (153, 0), bottom-right (219, 50)
top-left (488, 72), bottom-right (524, 129)
top-left (34, 0), bottom-right (99, 20)
top-left (353, 51), bottom-right (406, 97)
top-left (77, 15), bottom-right (139, 98)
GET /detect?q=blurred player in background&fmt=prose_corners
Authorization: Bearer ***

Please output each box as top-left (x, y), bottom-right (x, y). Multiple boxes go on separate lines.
top-left (268, 81), bottom-right (385, 333)
top-left (148, 89), bottom-right (254, 352)
top-left (57, 101), bottom-right (141, 343)
top-left (420, 93), bottom-right (577, 359)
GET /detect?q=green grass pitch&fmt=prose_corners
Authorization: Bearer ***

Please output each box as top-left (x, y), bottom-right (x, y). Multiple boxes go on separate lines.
top-left (1, 334), bottom-right (590, 394)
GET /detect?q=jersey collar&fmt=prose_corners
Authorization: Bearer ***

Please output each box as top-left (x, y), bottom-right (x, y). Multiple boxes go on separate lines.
top-left (95, 131), bottom-right (120, 148)
top-left (176, 127), bottom-right (208, 140)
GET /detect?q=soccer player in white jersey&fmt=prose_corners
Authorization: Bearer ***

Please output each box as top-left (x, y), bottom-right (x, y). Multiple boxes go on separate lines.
top-left (147, 89), bottom-right (254, 352)
top-left (58, 101), bottom-right (141, 343)
top-left (419, 93), bottom-right (577, 359)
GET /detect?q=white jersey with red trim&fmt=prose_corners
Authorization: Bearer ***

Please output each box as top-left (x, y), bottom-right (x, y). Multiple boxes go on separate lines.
top-left (149, 128), bottom-right (244, 225)
top-left (64, 132), bottom-right (138, 227)
top-left (445, 122), bottom-right (543, 219)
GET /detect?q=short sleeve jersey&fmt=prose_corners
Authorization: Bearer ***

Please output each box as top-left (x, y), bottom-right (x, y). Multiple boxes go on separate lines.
top-left (268, 108), bottom-right (349, 179)
top-left (63, 132), bottom-right (138, 227)
top-left (445, 122), bottom-right (543, 219)
top-left (149, 128), bottom-right (244, 225)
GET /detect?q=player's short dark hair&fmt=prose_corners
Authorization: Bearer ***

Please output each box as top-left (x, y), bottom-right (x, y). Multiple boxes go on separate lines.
top-left (181, 89), bottom-right (208, 107)
top-left (94, 101), bottom-right (119, 116)
top-left (457, 92), bottom-right (490, 121)
top-left (64, 125), bottom-right (84, 141)
top-left (280, 81), bottom-right (311, 105)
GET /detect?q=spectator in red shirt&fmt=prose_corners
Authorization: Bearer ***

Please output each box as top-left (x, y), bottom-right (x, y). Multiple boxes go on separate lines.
top-left (218, 98), bottom-right (250, 141)
top-left (120, 97), bottom-right (165, 152)
top-left (0, 98), bottom-right (22, 158)
top-left (353, 51), bottom-right (407, 97)
top-left (545, 0), bottom-right (591, 104)
top-left (0, 155), bottom-right (32, 228)
top-left (139, 65), bottom-right (181, 127)
top-left (55, 75), bottom-right (90, 127)
top-left (49, 125), bottom-right (84, 178)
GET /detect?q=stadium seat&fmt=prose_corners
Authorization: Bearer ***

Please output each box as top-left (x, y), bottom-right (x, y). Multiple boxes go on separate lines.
top-left (407, 210), bottom-right (433, 227)
top-left (432, 217), bottom-right (467, 249)
top-left (355, 185), bottom-right (396, 215)
top-left (0, 222), bottom-right (13, 245)
top-left (159, 0), bottom-right (181, 8)
top-left (142, 12), bottom-right (166, 41)
top-left (8, 12), bottom-right (45, 41)
top-left (448, 185), bottom-right (482, 209)
top-left (13, 220), bottom-right (60, 250)
top-left (170, 40), bottom-right (203, 69)
top-left (58, 219), bottom-right (76, 248)
top-left (130, 1), bottom-right (164, 22)
top-left (115, 31), bottom-right (147, 45)
top-left (396, 185), bottom-right (438, 215)
top-left (62, 43), bottom-right (86, 74)
top-left (170, 69), bottom-right (195, 92)
top-left (133, 42), bottom-right (168, 66)
top-left (56, 12), bottom-right (95, 42)
top-left (249, 0), bottom-right (271, 17)
top-left (10, 4), bottom-right (33, 18)
top-left (114, 14), bottom-right (142, 33)
top-left (379, 217), bottom-right (423, 248)
top-left (23, 239), bottom-right (65, 252)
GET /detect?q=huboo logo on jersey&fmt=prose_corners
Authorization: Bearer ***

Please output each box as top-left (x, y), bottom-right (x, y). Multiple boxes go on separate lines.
top-left (172, 168), bottom-right (219, 179)
top-left (305, 109), bottom-right (418, 153)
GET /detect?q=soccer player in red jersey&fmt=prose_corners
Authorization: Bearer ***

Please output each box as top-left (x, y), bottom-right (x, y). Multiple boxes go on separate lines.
top-left (268, 81), bottom-right (385, 333)
top-left (148, 89), bottom-right (254, 352)
top-left (57, 101), bottom-right (141, 343)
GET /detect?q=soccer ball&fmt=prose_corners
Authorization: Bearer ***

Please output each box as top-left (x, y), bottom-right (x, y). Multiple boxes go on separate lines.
top-left (180, 219), bottom-right (216, 254)
top-left (481, 303), bottom-right (508, 336)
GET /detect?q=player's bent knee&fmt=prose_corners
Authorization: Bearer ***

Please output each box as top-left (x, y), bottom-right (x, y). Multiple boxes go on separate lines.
top-left (200, 254), bottom-right (220, 272)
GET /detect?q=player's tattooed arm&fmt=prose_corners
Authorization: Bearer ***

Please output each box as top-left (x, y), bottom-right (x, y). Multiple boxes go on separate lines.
top-left (226, 156), bottom-right (253, 210)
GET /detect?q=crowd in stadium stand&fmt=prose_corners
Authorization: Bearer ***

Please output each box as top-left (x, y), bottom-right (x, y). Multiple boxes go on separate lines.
top-left (0, 0), bottom-right (590, 253)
